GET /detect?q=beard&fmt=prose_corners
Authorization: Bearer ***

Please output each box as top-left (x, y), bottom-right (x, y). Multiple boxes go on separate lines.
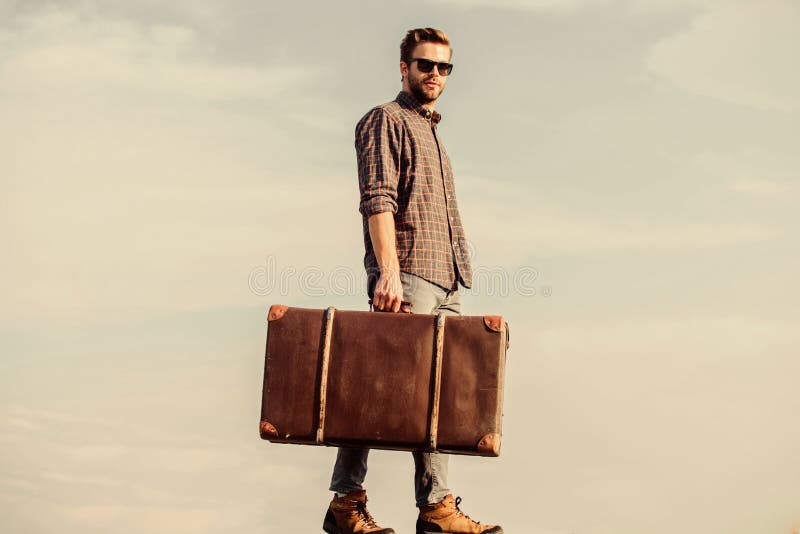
top-left (408, 72), bottom-right (444, 104)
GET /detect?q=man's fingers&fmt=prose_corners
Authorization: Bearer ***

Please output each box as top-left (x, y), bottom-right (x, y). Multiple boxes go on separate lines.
top-left (374, 290), bottom-right (403, 312)
top-left (372, 292), bottom-right (385, 310)
top-left (374, 289), bottom-right (393, 311)
top-left (383, 293), bottom-right (399, 312)
top-left (373, 272), bottom-right (403, 312)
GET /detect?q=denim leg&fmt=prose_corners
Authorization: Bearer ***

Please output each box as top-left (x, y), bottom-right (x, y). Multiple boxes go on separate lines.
top-left (402, 273), bottom-right (463, 506)
top-left (327, 271), bottom-right (462, 504)
top-left (329, 447), bottom-right (370, 494)
top-left (438, 287), bottom-right (462, 316)
top-left (399, 271), bottom-right (441, 315)
top-left (413, 449), bottom-right (451, 506)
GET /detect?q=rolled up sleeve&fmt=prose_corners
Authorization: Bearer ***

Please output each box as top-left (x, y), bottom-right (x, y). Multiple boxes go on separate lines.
top-left (356, 108), bottom-right (401, 217)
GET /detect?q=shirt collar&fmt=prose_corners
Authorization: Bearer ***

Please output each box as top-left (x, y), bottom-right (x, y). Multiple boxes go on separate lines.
top-left (396, 91), bottom-right (442, 124)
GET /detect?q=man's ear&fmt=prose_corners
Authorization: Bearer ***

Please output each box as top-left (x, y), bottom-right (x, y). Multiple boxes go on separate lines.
top-left (399, 60), bottom-right (408, 80)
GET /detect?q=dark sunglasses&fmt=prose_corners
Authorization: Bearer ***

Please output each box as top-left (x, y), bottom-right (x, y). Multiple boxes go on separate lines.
top-left (407, 58), bottom-right (454, 76)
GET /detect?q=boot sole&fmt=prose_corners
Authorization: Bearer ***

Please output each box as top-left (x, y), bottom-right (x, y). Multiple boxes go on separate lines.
top-left (324, 518), bottom-right (396, 534)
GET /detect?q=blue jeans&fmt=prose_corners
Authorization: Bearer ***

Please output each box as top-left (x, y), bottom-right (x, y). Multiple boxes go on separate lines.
top-left (328, 271), bottom-right (462, 507)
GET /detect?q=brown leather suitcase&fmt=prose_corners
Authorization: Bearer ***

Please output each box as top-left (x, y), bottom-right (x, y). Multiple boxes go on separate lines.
top-left (259, 304), bottom-right (510, 457)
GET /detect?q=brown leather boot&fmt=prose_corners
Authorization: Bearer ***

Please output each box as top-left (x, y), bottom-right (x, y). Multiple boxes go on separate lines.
top-left (416, 494), bottom-right (503, 534)
top-left (322, 490), bottom-right (395, 534)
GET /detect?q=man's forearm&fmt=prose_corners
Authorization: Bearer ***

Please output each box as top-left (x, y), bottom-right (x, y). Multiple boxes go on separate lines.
top-left (367, 212), bottom-right (400, 274)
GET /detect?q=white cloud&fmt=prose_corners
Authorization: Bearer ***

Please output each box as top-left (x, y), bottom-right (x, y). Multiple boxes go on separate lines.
top-left (0, 4), bottom-right (340, 324)
top-left (0, 6), bottom-right (315, 101)
top-left (0, 475), bottom-right (37, 493)
top-left (432, 0), bottom-right (705, 12)
top-left (458, 175), bottom-right (780, 264)
top-left (4, 405), bottom-right (110, 428)
top-left (533, 314), bottom-right (800, 358)
top-left (432, 0), bottom-right (607, 11)
top-left (0, 414), bottom-right (37, 431)
top-left (682, 150), bottom-right (797, 198)
top-left (0, 401), bottom-right (337, 533)
top-left (41, 471), bottom-right (122, 487)
top-left (647, 1), bottom-right (800, 111)
top-left (729, 177), bottom-right (792, 195)
top-left (1, 405), bottom-right (179, 444)
top-left (62, 444), bottom-right (129, 461)
top-left (532, 213), bottom-right (775, 252)
top-left (56, 504), bottom-right (223, 531)
top-left (151, 447), bottom-right (221, 474)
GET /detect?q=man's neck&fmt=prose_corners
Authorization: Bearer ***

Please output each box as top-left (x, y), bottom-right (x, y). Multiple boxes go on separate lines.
top-left (401, 88), bottom-right (437, 111)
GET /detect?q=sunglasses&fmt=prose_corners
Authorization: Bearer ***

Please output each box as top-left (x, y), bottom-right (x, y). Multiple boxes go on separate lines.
top-left (406, 58), bottom-right (454, 76)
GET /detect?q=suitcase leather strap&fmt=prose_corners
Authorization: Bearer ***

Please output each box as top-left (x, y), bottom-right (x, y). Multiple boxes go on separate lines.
top-left (429, 314), bottom-right (446, 450)
top-left (316, 306), bottom-right (336, 444)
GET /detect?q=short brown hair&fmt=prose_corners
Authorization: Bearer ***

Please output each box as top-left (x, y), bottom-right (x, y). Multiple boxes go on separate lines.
top-left (400, 28), bottom-right (451, 62)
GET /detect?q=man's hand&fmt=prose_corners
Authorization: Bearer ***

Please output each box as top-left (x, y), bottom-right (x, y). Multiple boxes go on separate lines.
top-left (372, 268), bottom-right (404, 312)
top-left (367, 211), bottom-right (405, 312)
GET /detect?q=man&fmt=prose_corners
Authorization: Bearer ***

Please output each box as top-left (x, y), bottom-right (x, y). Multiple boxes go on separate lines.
top-left (322, 28), bottom-right (503, 534)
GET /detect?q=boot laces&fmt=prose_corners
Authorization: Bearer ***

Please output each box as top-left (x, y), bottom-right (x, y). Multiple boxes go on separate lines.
top-left (454, 496), bottom-right (481, 525)
top-left (355, 499), bottom-right (379, 529)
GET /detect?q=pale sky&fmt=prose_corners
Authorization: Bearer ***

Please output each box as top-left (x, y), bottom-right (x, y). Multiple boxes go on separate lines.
top-left (2, 1), bottom-right (799, 533)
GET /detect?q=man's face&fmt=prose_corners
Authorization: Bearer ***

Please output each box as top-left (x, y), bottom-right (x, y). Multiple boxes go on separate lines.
top-left (401, 42), bottom-right (452, 104)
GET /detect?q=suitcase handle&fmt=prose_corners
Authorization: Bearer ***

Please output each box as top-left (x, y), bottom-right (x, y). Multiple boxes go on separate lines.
top-left (367, 299), bottom-right (413, 314)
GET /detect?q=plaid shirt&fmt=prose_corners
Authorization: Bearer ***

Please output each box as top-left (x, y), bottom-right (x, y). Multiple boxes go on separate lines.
top-left (356, 91), bottom-right (473, 291)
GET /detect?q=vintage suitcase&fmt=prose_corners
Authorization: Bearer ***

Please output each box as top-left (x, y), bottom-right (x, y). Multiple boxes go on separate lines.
top-left (259, 304), bottom-right (509, 456)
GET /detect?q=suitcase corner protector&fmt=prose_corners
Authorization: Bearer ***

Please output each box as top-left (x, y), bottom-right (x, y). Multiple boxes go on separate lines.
top-left (267, 304), bottom-right (289, 322)
top-left (476, 433), bottom-right (501, 456)
top-left (483, 316), bottom-right (504, 333)
top-left (259, 420), bottom-right (278, 439)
